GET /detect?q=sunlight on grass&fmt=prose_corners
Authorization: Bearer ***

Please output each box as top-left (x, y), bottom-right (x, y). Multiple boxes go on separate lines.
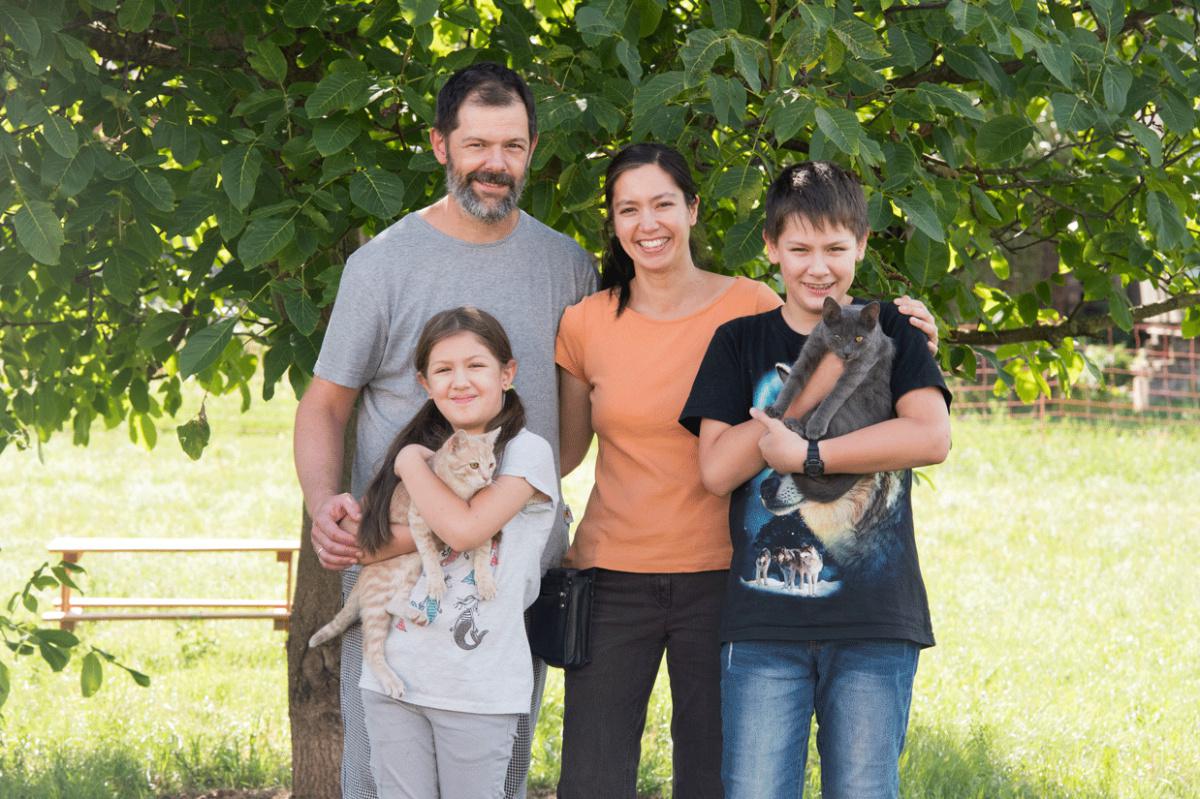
top-left (3, 391), bottom-right (1198, 797)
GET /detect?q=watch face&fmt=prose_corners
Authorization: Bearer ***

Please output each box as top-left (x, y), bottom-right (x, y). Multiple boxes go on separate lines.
top-left (804, 460), bottom-right (823, 477)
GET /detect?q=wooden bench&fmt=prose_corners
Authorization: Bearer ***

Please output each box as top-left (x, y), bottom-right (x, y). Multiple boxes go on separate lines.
top-left (44, 537), bottom-right (299, 631)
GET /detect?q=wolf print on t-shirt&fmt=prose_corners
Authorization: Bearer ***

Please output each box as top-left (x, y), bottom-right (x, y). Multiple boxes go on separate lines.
top-left (739, 368), bottom-right (906, 599)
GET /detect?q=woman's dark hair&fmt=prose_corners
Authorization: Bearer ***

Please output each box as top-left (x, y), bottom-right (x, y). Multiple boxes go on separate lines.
top-left (357, 306), bottom-right (526, 555)
top-left (600, 142), bottom-right (700, 316)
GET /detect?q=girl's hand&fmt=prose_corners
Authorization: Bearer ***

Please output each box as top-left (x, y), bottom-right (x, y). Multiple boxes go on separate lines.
top-left (394, 444), bottom-right (435, 477)
top-left (748, 407), bottom-right (806, 474)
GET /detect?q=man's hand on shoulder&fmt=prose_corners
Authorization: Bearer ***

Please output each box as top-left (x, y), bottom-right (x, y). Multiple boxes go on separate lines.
top-left (895, 295), bottom-right (939, 356)
top-left (312, 493), bottom-right (363, 570)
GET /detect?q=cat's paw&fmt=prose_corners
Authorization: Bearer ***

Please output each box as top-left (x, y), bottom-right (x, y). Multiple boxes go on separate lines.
top-left (782, 418), bottom-right (806, 435)
top-left (426, 575), bottom-right (447, 601)
top-left (804, 421), bottom-right (828, 440)
top-left (378, 673), bottom-right (407, 699)
top-left (475, 571), bottom-right (497, 601)
top-left (405, 606), bottom-right (431, 626)
top-left (764, 405), bottom-right (784, 419)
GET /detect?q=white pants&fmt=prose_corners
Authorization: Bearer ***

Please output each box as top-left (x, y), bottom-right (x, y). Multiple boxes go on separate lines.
top-left (361, 689), bottom-right (519, 799)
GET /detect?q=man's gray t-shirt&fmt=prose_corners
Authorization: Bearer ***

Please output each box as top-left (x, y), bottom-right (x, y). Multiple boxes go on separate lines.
top-left (314, 209), bottom-right (596, 570)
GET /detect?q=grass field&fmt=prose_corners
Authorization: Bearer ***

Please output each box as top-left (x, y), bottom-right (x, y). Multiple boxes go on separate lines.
top-left (2, 386), bottom-right (1198, 798)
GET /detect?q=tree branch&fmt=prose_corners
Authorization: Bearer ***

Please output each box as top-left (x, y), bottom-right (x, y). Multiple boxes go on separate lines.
top-left (949, 293), bottom-right (1200, 345)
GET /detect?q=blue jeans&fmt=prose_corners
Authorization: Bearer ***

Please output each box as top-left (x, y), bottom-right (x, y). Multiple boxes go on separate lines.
top-left (721, 638), bottom-right (920, 799)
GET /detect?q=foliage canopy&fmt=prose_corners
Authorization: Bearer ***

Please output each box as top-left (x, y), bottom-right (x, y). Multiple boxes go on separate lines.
top-left (2, 0), bottom-right (1199, 455)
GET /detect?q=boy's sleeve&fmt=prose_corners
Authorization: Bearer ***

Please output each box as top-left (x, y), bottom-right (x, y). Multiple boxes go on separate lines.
top-left (679, 322), bottom-right (752, 436)
top-left (884, 303), bottom-right (952, 410)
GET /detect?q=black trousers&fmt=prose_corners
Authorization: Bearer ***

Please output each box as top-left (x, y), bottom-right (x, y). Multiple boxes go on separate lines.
top-left (557, 568), bottom-right (727, 799)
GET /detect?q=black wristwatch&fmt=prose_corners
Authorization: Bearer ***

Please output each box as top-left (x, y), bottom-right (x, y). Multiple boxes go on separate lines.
top-left (803, 438), bottom-right (824, 478)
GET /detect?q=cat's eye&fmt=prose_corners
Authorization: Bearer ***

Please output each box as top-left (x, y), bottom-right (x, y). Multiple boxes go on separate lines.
top-left (469, 462), bottom-right (479, 469)
top-left (855, 335), bottom-right (863, 342)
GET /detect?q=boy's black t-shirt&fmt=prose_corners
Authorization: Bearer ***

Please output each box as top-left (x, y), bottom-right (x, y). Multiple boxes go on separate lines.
top-left (680, 301), bottom-right (951, 647)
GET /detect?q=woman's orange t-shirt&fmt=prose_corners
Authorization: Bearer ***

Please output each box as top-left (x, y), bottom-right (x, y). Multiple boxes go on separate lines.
top-left (555, 276), bottom-right (782, 573)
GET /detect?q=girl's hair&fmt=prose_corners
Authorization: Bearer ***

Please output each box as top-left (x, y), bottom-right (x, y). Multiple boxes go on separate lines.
top-left (357, 306), bottom-right (526, 555)
top-left (599, 142), bottom-right (700, 316)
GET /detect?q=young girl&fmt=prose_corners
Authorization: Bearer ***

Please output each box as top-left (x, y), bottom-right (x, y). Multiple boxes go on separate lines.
top-left (356, 306), bottom-right (558, 799)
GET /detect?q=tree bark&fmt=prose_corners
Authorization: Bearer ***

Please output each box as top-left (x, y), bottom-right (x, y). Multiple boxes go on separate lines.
top-left (286, 410), bottom-right (356, 798)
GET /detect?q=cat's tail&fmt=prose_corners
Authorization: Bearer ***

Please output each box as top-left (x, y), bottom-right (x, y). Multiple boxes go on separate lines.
top-left (308, 583), bottom-right (361, 648)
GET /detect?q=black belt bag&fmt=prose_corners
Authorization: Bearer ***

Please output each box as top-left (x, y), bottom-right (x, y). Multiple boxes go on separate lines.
top-left (526, 567), bottom-right (596, 669)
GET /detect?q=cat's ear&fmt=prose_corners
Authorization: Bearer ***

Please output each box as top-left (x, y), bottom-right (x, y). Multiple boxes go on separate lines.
top-left (775, 362), bottom-right (792, 381)
top-left (448, 429), bottom-right (470, 451)
top-left (822, 296), bottom-right (841, 322)
top-left (484, 427), bottom-right (501, 447)
top-left (859, 301), bottom-right (881, 327)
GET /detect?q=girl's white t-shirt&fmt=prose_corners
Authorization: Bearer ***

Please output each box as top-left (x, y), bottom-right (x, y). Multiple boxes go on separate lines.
top-left (359, 428), bottom-right (559, 714)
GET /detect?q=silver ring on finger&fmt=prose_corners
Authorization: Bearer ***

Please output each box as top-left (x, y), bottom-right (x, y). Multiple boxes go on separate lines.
top-left (317, 546), bottom-right (325, 558)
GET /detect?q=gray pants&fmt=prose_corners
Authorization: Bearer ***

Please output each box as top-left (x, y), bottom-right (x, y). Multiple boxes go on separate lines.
top-left (362, 689), bottom-right (519, 799)
top-left (340, 571), bottom-right (547, 799)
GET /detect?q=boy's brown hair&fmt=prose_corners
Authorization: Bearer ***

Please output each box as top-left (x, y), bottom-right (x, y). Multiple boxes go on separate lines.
top-left (764, 161), bottom-right (869, 243)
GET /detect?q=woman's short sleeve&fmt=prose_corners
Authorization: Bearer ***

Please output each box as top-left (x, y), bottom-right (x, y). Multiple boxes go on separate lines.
top-left (753, 279), bottom-right (784, 313)
top-left (554, 300), bottom-right (588, 382)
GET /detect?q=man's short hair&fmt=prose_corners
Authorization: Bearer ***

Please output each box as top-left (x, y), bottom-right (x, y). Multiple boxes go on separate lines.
top-left (764, 161), bottom-right (869, 243)
top-left (434, 62), bottom-right (537, 141)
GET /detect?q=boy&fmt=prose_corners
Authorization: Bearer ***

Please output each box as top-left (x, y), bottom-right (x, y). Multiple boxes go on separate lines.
top-left (679, 161), bottom-right (952, 798)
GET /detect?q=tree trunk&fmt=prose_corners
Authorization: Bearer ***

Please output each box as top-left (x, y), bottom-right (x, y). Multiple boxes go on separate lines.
top-left (286, 411), bottom-right (356, 798)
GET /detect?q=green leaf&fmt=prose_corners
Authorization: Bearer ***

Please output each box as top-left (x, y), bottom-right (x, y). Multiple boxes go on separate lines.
top-left (680, 28), bottom-right (726, 88)
top-left (313, 115), bottom-right (361, 156)
top-left (969, 185), bottom-right (1002, 223)
top-left (179, 318), bottom-right (237, 377)
top-left (1146, 191), bottom-right (1188, 250)
top-left (706, 74), bottom-right (746, 129)
top-left (306, 72), bottom-right (370, 118)
top-left (947, 0), bottom-right (987, 32)
top-left (176, 411), bottom-right (211, 460)
top-left (905, 231), bottom-right (950, 288)
top-left (0, 4), bottom-right (42, 52)
top-left (117, 0), bottom-right (155, 33)
top-left (349, 168), bottom-right (406, 218)
top-left (975, 114), bottom-right (1033, 163)
top-left (42, 116), bottom-right (79, 158)
top-left (1088, 0), bottom-right (1124, 37)
top-left (0, 660), bottom-right (9, 710)
top-left (1035, 41), bottom-right (1075, 88)
top-left (632, 72), bottom-right (685, 122)
top-left (712, 162), bottom-right (760, 213)
top-left (814, 106), bottom-right (861, 157)
top-left (137, 311), bottom-right (184, 348)
top-left (914, 84), bottom-right (985, 121)
top-left (104, 254), bottom-right (140, 304)
top-left (283, 0), bottom-right (324, 27)
top-left (728, 36), bottom-right (765, 93)
top-left (1127, 121), bottom-right (1162, 167)
top-left (125, 667), bottom-right (151, 687)
top-left (710, 0), bottom-right (740, 29)
top-left (42, 144), bottom-right (96, 197)
top-left (13, 201), bottom-right (65, 266)
top-left (39, 640), bottom-right (70, 672)
top-left (832, 17), bottom-right (887, 60)
top-left (81, 651), bottom-right (103, 697)
top-left (1156, 87), bottom-right (1194, 136)
top-left (284, 291), bottom-right (320, 336)
top-left (722, 215), bottom-right (765, 269)
top-left (894, 189), bottom-right (946, 242)
top-left (1050, 93), bottom-right (1095, 132)
top-left (37, 629), bottom-right (80, 647)
top-left (249, 40), bottom-right (288, 84)
top-left (615, 38), bottom-right (643, 84)
top-left (134, 168), bottom-right (176, 212)
top-left (1107, 289), bottom-right (1133, 331)
top-left (238, 216), bottom-right (297, 268)
top-left (220, 145), bottom-right (263, 211)
top-left (1102, 63), bottom-right (1132, 112)
top-left (575, 7), bottom-right (619, 38)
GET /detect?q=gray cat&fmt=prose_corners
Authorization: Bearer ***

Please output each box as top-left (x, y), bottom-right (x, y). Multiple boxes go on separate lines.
top-left (765, 297), bottom-right (895, 502)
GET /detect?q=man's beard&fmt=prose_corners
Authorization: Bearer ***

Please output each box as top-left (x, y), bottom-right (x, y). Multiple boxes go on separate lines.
top-left (445, 153), bottom-right (527, 223)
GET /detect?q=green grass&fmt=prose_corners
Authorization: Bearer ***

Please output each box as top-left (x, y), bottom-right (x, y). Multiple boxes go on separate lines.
top-left (2, 390), bottom-right (1198, 798)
